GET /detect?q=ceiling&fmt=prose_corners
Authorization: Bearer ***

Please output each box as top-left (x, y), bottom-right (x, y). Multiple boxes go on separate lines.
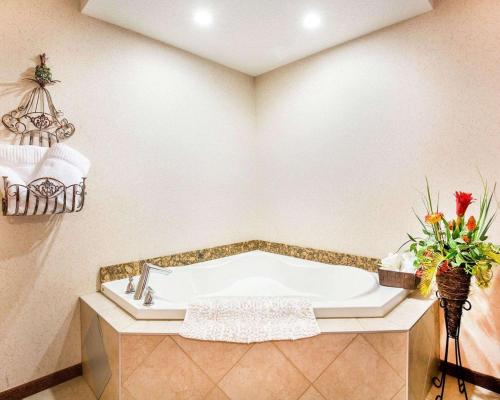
top-left (81, 0), bottom-right (433, 76)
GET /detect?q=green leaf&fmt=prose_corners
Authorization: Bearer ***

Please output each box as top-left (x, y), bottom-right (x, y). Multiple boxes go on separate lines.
top-left (425, 177), bottom-right (434, 213)
top-left (413, 208), bottom-right (427, 230)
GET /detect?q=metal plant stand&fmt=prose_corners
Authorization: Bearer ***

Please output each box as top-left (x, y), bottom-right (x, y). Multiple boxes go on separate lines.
top-left (432, 291), bottom-right (471, 400)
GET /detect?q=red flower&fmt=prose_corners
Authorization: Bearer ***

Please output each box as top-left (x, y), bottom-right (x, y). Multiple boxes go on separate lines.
top-left (455, 192), bottom-right (474, 217)
top-left (466, 216), bottom-right (476, 231)
top-left (437, 260), bottom-right (451, 275)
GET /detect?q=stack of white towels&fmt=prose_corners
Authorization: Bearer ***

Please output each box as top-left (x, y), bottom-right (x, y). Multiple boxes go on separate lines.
top-left (380, 251), bottom-right (416, 273)
top-left (0, 143), bottom-right (90, 214)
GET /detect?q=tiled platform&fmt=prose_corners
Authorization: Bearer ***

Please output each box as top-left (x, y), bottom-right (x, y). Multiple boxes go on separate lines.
top-left (79, 292), bottom-right (441, 400)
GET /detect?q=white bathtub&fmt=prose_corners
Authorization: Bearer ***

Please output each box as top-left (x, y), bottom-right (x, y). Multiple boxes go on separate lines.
top-left (102, 250), bottom-right (408, 319)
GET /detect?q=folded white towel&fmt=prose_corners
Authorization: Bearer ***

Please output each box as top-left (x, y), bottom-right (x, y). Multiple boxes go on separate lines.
top-left (31, 143), bottom-right (90, 212)
top-left (0, 143), bottom-right (90, 215)
top-left (0, 144), bottom-right (47, 182)
top-left (32, 143), bottom-right (90, 184)
top-left (0, 167), bottom-right (28, 215)
top-left (179, 296), bottom-right (320, 343)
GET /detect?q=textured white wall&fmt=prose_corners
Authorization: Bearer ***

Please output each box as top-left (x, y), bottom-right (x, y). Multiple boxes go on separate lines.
top-left (255, 0), bottom-right (499, 257)
top-left (255, 0), bottom-right (500, 377)
top-left (0, 0), bottom-right (256, 391)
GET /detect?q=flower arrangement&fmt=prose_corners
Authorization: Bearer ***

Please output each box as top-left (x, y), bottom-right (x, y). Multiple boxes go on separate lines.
top-left (407, 179), bottom-right (499, 296)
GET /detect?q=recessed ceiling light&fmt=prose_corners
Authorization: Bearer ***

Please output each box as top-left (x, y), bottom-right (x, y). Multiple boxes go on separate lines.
top-left (303, 12), bottom-right (321, 30)
top-left (193, 9), bottom-right (213, 27)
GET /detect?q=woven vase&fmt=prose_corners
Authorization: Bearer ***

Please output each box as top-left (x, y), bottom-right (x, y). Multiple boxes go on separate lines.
top-left (436, 266), bottom-right (471, 337)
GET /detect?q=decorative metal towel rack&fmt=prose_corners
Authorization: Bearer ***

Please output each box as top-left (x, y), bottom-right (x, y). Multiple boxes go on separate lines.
top-left (2, 177), bottom-right (86, 216)
top-left (1, 54), bottom-right (87, 216)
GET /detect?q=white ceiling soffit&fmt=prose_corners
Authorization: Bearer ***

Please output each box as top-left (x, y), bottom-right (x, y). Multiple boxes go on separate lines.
top-left (81, 0), bottom-right (433, 76)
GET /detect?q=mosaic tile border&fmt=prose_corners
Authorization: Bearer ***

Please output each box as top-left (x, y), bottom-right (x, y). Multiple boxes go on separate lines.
top-left (100, 240), bottom-right (379, 284)
top-left (257, 241), bottom-right (379, 272)
top-left (99, 241), bottom-right (260, 283)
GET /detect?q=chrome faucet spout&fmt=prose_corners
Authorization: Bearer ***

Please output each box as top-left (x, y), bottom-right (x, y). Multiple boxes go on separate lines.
top-left (133, 263), bottom-right (172, 300)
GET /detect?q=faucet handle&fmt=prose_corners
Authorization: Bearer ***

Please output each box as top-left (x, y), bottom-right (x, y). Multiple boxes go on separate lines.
top-left (125, 276), bottom-right (135, 294)
top-left (143, 286), bottom-right (154, 306)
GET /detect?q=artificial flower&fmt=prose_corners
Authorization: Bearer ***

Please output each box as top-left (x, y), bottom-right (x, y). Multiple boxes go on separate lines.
top-left (404, 180), bottom-right (498, 296)
top-left (455, 191), bottom-right (474, 217)
top-left (425, 212), bottom-right (444, 225)
top-left (466, 216), bottom-right (476, 231)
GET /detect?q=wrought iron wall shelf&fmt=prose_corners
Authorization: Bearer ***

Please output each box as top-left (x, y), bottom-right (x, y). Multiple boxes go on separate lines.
top-left (1, 54), bottom-right (87, 217)
top-left (2, 177), bottom-right (86, 216)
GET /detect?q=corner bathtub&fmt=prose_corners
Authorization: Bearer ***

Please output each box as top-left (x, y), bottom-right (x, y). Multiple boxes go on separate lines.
top-left (102, 250), bottom-right (408, 319)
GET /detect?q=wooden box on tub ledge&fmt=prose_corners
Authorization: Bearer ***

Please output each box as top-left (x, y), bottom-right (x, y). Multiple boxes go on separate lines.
top-left (378, 267), bottom-right (420, 290)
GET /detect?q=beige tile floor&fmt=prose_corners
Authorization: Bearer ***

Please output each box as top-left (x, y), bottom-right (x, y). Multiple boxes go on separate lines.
top-left (425, 380), bottom-right (500, 400)
top-left (25, 375), bottom-right (499, 400)
top-left (24, 377), bottom-right (95, 400)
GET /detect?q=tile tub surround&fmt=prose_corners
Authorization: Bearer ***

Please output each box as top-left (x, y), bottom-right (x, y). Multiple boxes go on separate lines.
top-left (80, 293), bottom-right (438, 400)
top-left (99, 240), bottom-right (379, 284)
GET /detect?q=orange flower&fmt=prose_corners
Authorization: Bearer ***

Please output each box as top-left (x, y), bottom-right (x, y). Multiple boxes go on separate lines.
top-left (425, 212), bottom-right (444, 225)
top-left (448, 220), bottom-right (455, 230)
top-left (466, 216), bottom-right (476, 231)
top-left (462, 236), bottom-right (471, 244)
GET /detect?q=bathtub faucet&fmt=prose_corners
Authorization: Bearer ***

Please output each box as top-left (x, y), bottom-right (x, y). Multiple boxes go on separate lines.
top-left (133, 263), bottom-right (173, 301)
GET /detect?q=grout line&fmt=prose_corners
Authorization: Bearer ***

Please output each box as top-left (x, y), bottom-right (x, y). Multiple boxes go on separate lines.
top-left (390, 382), bottom-right (406, 400)
top-left (309, 383), bottom-right (328, 400)
top-left (214, 342), bottom-right (255, 388)
top-left (362, 334), bottom-right (406, 386)
top-left (361, 332), bottom-right (407, 381)
top-left (122, 387), bottom-right (138, 400)
top-left (271, 341), bottom-right (310, 383)
top-left (120, 335), bottom-right (167, 388)
top-left (294, 384), bottom-right (313, 400)
top-left (210, 343), bottom-right (256, 399)
top-left (311, 333), bottom-right (359, 386)
top-left (269, 341), bottom-right (312, 397)
top-left (164, 337), bottom-right (216, 392)
top-left (170, 336), bottom-right (254, 392)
